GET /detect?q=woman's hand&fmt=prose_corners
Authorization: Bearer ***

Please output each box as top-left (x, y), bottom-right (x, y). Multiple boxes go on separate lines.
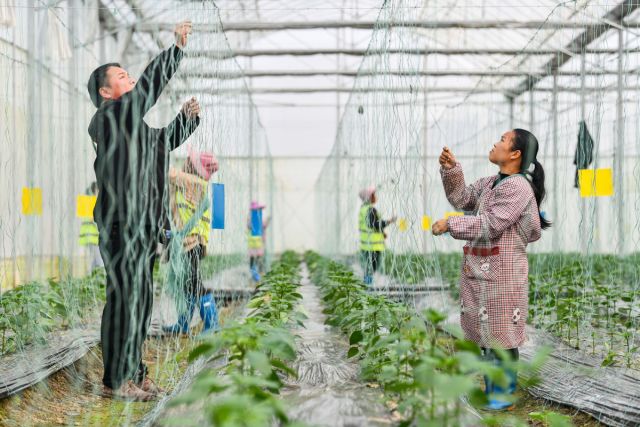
top-left (431, 218), bottom-right (449, 236)
top-left (439, 147), bottom-right (457, 170)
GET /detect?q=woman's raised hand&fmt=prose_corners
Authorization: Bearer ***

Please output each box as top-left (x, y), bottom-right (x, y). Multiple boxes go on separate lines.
top-left (439, 146), bottom-right (457, 170)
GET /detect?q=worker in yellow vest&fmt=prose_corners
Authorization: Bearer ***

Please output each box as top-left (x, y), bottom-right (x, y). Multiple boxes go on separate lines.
top-left (78, 182), bottom-right (103, 271)
top-left (247, 201), bottom-right (270, 282)
top-left (358, 186), bottom-right (396, 285)
top-left (162, 150), bottom-right (219, 335)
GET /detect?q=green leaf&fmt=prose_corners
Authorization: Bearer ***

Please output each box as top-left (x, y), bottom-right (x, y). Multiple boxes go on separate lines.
top-left (349, 330), bottom-right (363, 345)
top-left (247, 296), bottom-right (265, 308)
top-left (188, 342), bottom-right (214, 362)
top-left (454, 339), bottom-right (481, 355)
top-left (273, 358), bottom-right (298, 378)
top-left (347, 346), bottom-right (359, 358)
top-left (247, 350), bottom-right (273, 376)
top-left (467, 387), bottom-right (488, 407)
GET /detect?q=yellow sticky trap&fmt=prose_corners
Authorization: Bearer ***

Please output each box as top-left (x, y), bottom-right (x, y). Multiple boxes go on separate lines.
top-left (579, 168), bottom-right (614, 197)
top-left (444, 211), bottom-right (464, 219)
top-left (76, 195), bottom-right (97, 219)
top-left (398, 218), bottom-right (408, 232)
top-left (421, 215), bottom-right (432, 231)
top-left (22, 187), bottom-right (43, 216)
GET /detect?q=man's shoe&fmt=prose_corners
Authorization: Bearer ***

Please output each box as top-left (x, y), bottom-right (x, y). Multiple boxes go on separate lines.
top-left (137, 377), bottom-right (166, 396)
top-left (102, 380), bottom-right (156, 401)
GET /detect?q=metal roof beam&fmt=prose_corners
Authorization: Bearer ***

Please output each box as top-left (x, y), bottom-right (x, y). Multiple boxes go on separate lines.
top-left (180, 69), bottom-right (629, 79)
top-left (510, 0), bottom-right (640, 97)
top-left (177, 86), bottom-right (640, 95)
top-left (187, 47), bottom-right (640, 58)
top-left (109, 19), bottom-right (640, 33)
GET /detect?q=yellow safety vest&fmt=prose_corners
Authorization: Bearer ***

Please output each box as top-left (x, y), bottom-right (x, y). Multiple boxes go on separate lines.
top-left (78, 221), bottom-right (99, 246)
top-left (247, 230), bottom-right (264, 250)
top-left (175, 187), bottom-right (211, 244)
top-left (359, 204), bottom-right (385, 252)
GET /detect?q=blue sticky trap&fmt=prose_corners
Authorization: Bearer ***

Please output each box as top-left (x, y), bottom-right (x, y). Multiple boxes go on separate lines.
top-left (211, 183), bottom-right (225, 229)
top-left (251, 209), bottom-right (263, 236)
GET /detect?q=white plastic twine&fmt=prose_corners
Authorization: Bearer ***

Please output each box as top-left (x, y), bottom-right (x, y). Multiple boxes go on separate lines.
top-left (0, 0), bottom-right (15, 28)
top-left (47, 9), bottom-right (72, 60)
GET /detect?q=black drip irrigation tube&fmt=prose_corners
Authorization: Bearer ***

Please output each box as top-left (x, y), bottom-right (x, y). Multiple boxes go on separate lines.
top-left (0, 267), bottom-right (254, 402)
top-left (0, 328), bottom-right (100, 399)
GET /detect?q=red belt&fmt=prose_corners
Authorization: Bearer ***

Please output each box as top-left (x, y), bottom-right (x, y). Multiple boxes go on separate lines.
top-left (463, 246), bottom-right (499, 256)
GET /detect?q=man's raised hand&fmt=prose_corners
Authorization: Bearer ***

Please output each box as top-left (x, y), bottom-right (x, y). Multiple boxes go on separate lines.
top-left (182, 97), bottom-right (200, 118)
top-left (175, 21), bottom-right (193, 49)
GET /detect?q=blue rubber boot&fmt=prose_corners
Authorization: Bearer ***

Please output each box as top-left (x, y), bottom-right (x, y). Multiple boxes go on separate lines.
top-left (199, 293), bottom-right (219, 334)
top-left (163, 298), bottom-right (195, 335)
top-left (484, 368), bottom-right (517, 411)
top-left (251, 266), bottom-right (261, 282)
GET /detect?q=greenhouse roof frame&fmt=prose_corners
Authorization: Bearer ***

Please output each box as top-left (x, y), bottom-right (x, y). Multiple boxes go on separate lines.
top-left (509, 0), bottom-right (640, 97)
top-left (188, 47), bottom-right (640, 58)
top-left (110, 19), bottom-right (640, 32)
top-left (183, 69), bottom-right (629, 79)
top-left (106, 0), bottom-right (640, 104)
top-left (178, 85), bottom-right (640, 95)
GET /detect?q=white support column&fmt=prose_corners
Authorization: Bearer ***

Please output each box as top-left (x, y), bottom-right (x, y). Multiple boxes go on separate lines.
top-left (10, 12), bottom-right (18, 287)
top-left (579, 49), bottom-right (588, 255)
top-left (616, 28), bottom-right (625, 253)
top-left (421, 54), bottom-right (429, 255)
top-left (25, 0), bottom-right (37, 282)
top-left (529, 89), bottom-right (535, 133)
top-left (68, 0), bottom-right (78, 273)
top-left (552, 72), bottom-right (559, 252)
top-left (508, 96), bottom-right (514, 128)
top-left (248, 31), bottom-right (255, 203)
top-left (334, 3), bottom-right (344, 257)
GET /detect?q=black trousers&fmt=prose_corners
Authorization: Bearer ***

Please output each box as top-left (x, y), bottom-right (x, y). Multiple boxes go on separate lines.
top-left (360, 250), bottom-right (381, 276)
top-left (99, 225), bottom-right (156, 389)
top-left (249, 255), bottom-right (265, 273)
top-left (183, 245), bottom-right (207, 298)
top-left (482, 347), bottom-right (519, 362)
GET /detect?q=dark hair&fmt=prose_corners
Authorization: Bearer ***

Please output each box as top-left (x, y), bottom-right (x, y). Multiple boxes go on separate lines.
top-left (184, 156), bottom-right (198, 175)
top-left (86, 181), bottom-right (98, 195)
top-left (87, 63), bottom-right (120, 107)
top-left (512, 128), bottom-right (551, 230)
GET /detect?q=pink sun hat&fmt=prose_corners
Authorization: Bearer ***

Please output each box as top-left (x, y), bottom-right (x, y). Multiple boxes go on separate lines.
top-left (250, 201), bottom-right (266, 210)
top-left (358, 186), bottom-right (376, 202)
top-left (188, 148), bottom-right (219, 181)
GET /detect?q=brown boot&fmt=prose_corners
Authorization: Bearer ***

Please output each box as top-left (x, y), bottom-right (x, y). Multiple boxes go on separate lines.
top-left (137, 377), bottom-right (166, 396)
top-left (102, 380), bottom-right (156, 401)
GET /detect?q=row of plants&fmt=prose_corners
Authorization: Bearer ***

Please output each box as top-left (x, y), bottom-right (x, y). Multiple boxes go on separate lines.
top-left (305, 251), bottom-right (570, 427)
top-left (383, 252), bottom-right (640, 368)
top-left (528, 253), bottom-right (640, 367)
top-left (0, 253), bottom-right (245, 357)
top-left (382, 252), bottom-right (462, 288)
top-left (167, 251), bottom-right (306, 427)
top-left (154, 254), bottom-right (245, 285)
top-left (0, 268), bottom-right (106, 356)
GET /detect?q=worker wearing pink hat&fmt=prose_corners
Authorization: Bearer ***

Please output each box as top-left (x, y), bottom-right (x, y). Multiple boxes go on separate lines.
top-left (247, 201), bottom-right (270, 282)
top-left (358, 185), bottom-right (396, 285)
top-left (162, 149), bottom-right (220, 336)
top-left (189, 148), bottom-right (218, 181)
top-left (250, 201), bottom-right (266, 210)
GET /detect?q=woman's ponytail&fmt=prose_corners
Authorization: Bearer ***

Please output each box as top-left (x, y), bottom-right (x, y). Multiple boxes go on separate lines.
top-left (529, 159), bottom-right (551, 229)
top-left (513, 129), bottom-right (552, 230)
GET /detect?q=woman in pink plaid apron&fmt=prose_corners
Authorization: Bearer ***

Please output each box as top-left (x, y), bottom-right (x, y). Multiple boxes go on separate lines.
top-left (432, 129), bottom-right (551, 410)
